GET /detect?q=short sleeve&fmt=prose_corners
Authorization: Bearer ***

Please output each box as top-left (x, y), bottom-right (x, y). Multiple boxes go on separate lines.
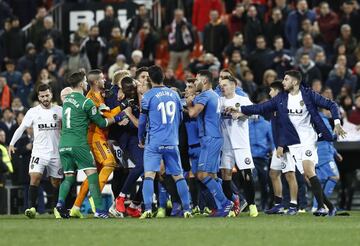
top-left (243, 97), bottom-right (253, 106)
top-left (194, 93), bottom-right (209, 106)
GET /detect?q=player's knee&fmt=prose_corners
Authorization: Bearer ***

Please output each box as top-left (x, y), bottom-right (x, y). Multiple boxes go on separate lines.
top-left (221, 169), bottom-right (232, 180)
top-left (269, 169), bottom-right (280, 179)
top-left (196, 171), bottom-right (209, 181)
top-left (284, 171), bottom-right (296, 181)
top-left (144, 171), bottom-right (156, 179)
top-left (172, 174), bottom-right (184, 182)
top-left (330, 176), bottom-right (339, 182)
top-left (50, 178), bottom-right (62, 188)
top-left (29, 173), bottom-right (42, 186)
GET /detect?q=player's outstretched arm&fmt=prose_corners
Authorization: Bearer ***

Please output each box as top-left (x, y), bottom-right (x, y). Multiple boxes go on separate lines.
top-left (186, 94), bottom-right (205, 118)
top-left (241, 97), bottom-right (277, 116)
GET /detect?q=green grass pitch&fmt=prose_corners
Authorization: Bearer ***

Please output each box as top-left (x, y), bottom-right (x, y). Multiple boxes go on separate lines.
top-left (1, 212), bottom-right (360, 246)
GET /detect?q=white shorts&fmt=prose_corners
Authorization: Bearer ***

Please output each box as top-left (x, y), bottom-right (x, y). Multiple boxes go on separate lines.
top-left (289, 144), bottom-right (318, 168)
top-left (220, 148), bottom-right (255, 170)
top-left (29, 155), bottom-right (63, 179)
top-left (270, 149), bottom-right (304, 174)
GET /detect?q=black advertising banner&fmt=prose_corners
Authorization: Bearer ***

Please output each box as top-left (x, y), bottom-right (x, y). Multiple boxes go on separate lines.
top-left (62, 1), bottom-right (137, 50)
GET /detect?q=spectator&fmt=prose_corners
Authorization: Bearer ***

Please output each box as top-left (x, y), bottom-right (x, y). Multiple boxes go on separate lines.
top-left (354, 61), bottom-right (360, 91)
top-left (163, 68), bottom-right (186, 92)
top-left (228, 3), bottom-right (246, 38)
top-left (70, 22), bottom-right (89, 45)
top-left (105, 27), bottom-right (130, 68)
top-left (223, 32), bottom-right (247, 60)
top-left (168, 9), bottom-right (194, 72)
top-left (334, 24), bottom-right (357, 55)
top-left (126, 4), bottom-right (152, 40)
top-left (265, 7), bottom-right (285, 47)
top-left (298, 52), bottom-right (322, 87)
top-left (80, 25), bottom-right (106, 69)
top-left (16, 71), bottom-right (33, 108)
top-left (326, 64), bottom-right (357, 98)
top-left (16, 43), bottom-right (37, 81)
top-left (314, 51), bottom-right (332, 82)
top-left (311, 79), bottom-right (323, 93)
top-left (348, 94), bottom-right (360, 125)
top-left (270, 36), bottom-right (292, 78)
top-left (0, 18), bottom-right (11, 68)
top-left (59, 42), bottom-right (91, 81)
top-left (1, 59), bottom-right (22, 92)
top-left (108, 54), bottom-right (129, 81)
top-left (248, 35), bottom-right (273, 85)
top-left (35, 36), bottom-right (65, 74)
top-left (188, 53), bottom-right (220, 74)
top-left (262, 69), bottom-right (277, 87)
top-left (130, 50), bottom-right (152, 68)
top-left (297, 18), bottom-right (320, 46)
top-left (317, 1), bottom-right (339, 54)
top-left (285, 0), bottom-right (316, 52)
top-left (34, 68), bottom-right (61, 104)
top-left (133, 21), bottom-right (157, 61)
top-left (98, 5), bottom-right (121, 41)
top-left (3, 16), bottom-right (25, 60)
top-left (0, 0), bottom-right (12, 28)
top-left (340, 0), bottom-right (360, 40)
top-left (295, 33), bottom-right (324, 65)
top-left (244, 5), bottom-right (264, 52)
top-left (339, 92), bottom-right (354, 117)
top-left (274, 0), bottom-right (291, 19)
top-left (192, 0), bottom-right (223, 42)
top-left (29, 6), bottom-right (47, 51)
top-left (228, 50), bottom-right (246, 80)
top-left (333, 43), bottom-right (357, 69)
top-left (11, 97), bottom-right (25, 113)
top-left (0, 76), bottom-right (12, 110)
top-left (203, 10), bottom-right (230, 64)
top-left (39, 16), bottom-right (63, 49)
top-left (241, 68), bottom-right (257, 97)
top-left (0, 108), bottom-right (16, 145)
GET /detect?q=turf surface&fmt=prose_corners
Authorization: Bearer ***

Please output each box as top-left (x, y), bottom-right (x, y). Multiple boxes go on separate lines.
top-left (1, 212), bottom-right (359, 246)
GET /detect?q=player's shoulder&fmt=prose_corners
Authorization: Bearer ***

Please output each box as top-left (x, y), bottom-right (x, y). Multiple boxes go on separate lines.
top-left (86, 90), bottom-right (102, 105)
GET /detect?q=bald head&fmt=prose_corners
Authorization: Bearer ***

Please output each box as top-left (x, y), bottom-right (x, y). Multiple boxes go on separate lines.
top-left (61, 87), bottom-right (73, 102)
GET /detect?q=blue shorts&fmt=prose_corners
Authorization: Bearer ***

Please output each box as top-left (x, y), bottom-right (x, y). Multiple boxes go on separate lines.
top-left (188, 144), bottom-right (201, 174)
top-left (316, 160), bottom-right (339, 181)
top-left (197, 136), bottom-right (223, 174)
top-left (143, 144), bottom-right (183, 175)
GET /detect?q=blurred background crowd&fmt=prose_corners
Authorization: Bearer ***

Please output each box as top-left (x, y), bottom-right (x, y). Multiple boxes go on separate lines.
top-left (1, 0), bottom-right (360, 213)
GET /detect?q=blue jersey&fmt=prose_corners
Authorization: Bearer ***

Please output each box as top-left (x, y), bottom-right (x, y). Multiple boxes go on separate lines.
top-left (141, 86), bottom-right (182, 146)
top-left (194, 90), bottom-right (222, 138)
top-left (184, 115), bottom-right (200, 146)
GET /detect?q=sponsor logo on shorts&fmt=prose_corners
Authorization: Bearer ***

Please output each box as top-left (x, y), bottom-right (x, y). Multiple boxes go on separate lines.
top-left (305, 150), bottom-right (312, 157)
top-left (58, 168), bottom-right (63, 175)
top-left (159, 146), bottom-right (175, 150)
top-left (235, 103), bottom-right (240, 108)
top-left (244, 158), bottom-right (251, 165)
top-left (53, 114), bottom-right (58, 120)
top-left (281, 162), bottom-right (286, 169)
top-left (300, 100), bottom-right (304, 106)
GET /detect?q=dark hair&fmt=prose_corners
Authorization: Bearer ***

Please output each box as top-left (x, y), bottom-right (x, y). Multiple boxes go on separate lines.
top-left (221, 75), bottom-right (237, 84)
top-left (273, 35), bottom-right (283, 42)
top-left (68, 71), bottom-right (86, 88)
top-left (186, 78), bottom-right (196, 83)
top-left (87, 69), bottom-right (102, 85)
top-left (121, 76), bottom-right (134, 88)
top-left (320, 86), bottom-right (332, 94)
top-left (90, 25), bottom-right (99, 31)
top-left (284, 70), bottom-right (302, 84)
top-left (220, 68), bottom-right (234, 77)
top-left (300, 52), bottom-right (310, 57)
top-left (270, 80), bottom-right (284, 92)
top-left (197, 70), bottom-right (213, 83)
top-left (148, 65), bottom-right (164, 84)
top-left (135, 67), bottom-right (149, 79)
top-left (37, 83), bottom-right (52, 93)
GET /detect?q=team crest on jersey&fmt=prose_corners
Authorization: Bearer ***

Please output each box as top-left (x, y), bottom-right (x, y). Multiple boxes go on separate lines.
top-left (91, 106), bottom-right (97, 115)
top-left (235, 103), bottom-right (241, 108)
top-left (53, 114), bottom-right (58, 120)
top-left (305, 150), bottom-right (312, 157)
top-left (245, 158), bottom-right (251, 165)
top-left (58, 168), bottom-right (63, 175)
top-left (300, 100), bottom-right (304, 106)
top-left (281, 162), bottom-right (286, 169)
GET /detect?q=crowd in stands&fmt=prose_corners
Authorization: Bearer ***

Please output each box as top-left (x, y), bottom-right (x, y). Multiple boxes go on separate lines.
top-left (1, 0), bottom-right (360, 211)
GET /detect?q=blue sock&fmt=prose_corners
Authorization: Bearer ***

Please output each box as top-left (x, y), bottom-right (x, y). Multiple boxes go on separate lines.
top-left (201, 176), bottom-right (228, 208)
top-left (158, 182), bottom-right (167, 208)
top-left (142, 177), bottom-right (154, 211)
top-left (175, 178), bottom-right (190, 211)
top-left (324, 179), bottom-right (337, 198)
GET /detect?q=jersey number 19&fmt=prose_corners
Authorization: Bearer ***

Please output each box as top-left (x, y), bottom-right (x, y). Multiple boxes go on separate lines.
top-left (157, 101), bottom-right (176, 124)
